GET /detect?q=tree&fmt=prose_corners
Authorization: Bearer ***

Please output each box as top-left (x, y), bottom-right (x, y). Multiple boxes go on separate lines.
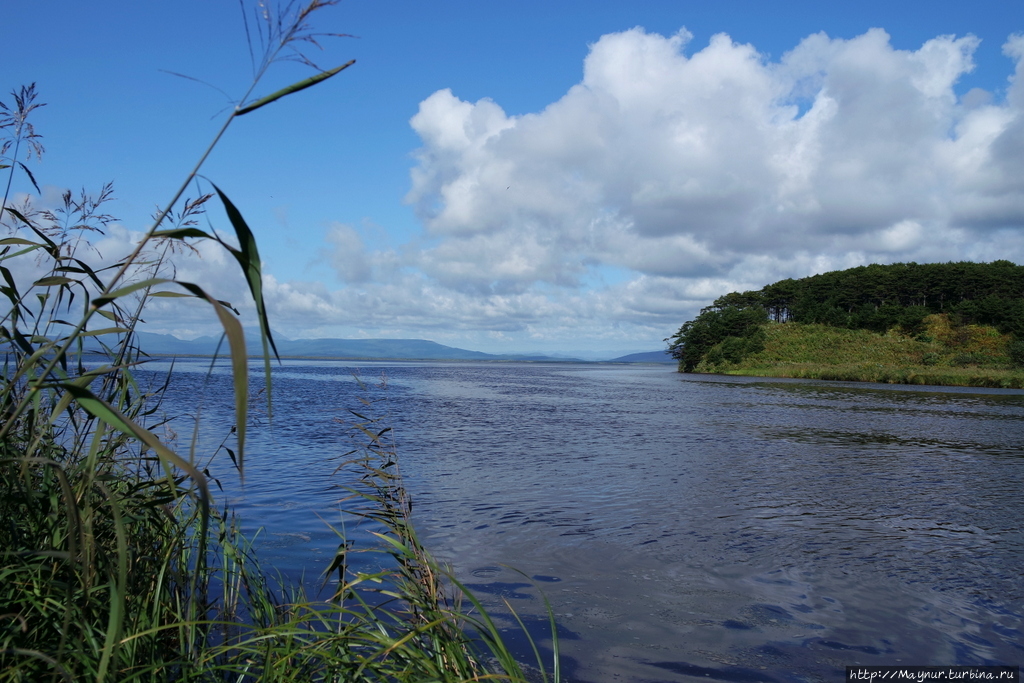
top-left (668, 303), bottom-right (768, 371)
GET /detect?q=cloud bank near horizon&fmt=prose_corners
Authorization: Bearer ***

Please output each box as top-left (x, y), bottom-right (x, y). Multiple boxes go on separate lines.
top-left (149, 27), bottom-right (1024, 350)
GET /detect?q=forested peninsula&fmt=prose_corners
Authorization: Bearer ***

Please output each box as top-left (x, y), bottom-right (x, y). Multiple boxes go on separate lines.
top-left (667, 261), bottom-right (1024, 388)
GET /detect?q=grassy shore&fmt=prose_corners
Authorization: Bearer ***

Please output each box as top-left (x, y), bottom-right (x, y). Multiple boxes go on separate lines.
top-left (692, 318), bottom-right (1024, 389)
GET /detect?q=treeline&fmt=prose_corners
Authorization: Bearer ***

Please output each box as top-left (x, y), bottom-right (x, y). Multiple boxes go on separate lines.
top-left (668, 261), bottom-right (1024, 372)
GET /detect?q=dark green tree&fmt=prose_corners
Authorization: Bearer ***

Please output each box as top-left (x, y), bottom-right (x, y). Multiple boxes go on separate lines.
top-left (668, 301), bottom-right (768, 371)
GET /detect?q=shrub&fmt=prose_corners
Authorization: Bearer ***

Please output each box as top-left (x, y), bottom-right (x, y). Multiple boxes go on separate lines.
top-left (951, 352), bottom-right (982, 367)
top-left (1008, 338), bottom-right (1024, 368)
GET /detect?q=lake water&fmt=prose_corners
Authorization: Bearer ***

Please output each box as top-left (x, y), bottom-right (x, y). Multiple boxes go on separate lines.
top-left (140, 359), bottom-right (1024, 683)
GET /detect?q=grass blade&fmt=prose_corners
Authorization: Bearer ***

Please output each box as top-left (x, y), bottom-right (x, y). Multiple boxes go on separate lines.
top-left (0, 237), bottom-right (42, 246)
top-left (174, 280), bottom-right (249, 476)
top-left (32, 276), bottom-right (75, 287)
top-left (210, 183), bottom-right (277, 422)
top-left (152, 227), bottom-right (215, 239)
top-left (18, 161), bottom-right (40, 193)
top-left (236, 60), bottom-right (355, 115)
top-left (91, 278), bottom-right (169, 309)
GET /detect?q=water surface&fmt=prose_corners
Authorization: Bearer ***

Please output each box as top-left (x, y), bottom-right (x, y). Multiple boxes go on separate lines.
top-left (142, 360), bottom-right (1024, 682)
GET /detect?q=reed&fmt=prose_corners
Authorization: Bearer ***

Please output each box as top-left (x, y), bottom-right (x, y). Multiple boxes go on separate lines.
top-left (1, 4), bottom-right (557, 681)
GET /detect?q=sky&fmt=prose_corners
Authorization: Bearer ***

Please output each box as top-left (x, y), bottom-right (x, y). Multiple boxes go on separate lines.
top-left (3, 0), bottom-right (1023, 357)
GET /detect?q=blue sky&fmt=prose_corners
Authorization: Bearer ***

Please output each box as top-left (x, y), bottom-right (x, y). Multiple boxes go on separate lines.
top-left (3, 0), bottom-right (1023, 356)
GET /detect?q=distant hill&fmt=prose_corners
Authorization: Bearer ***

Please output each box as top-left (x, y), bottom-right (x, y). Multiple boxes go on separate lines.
top-left (136, 332), bottom-right (225, 356)
top-left (135, 332), bottom-right (583, 362)
top-left (607, 350), bottom-right (674, 363)
top-left (273, 338), bottom-right (496, 360)
top-left (6, 330), bottom-right (672, 364)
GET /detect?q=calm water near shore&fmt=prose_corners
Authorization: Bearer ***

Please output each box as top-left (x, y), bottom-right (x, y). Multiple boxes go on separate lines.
top-left (140, 360), bottom-right (1024, 683)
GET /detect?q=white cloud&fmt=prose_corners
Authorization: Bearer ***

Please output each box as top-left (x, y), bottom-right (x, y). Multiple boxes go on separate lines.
top-left (322, 223), bottom-right (373, 284)
top-left (51, 27), bottom-right (1024, 353)
top-left (405, 27), bottom-right (1024, 286)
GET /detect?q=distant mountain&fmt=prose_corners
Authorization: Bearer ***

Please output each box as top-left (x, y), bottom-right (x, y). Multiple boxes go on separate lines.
top-left (274, 338), bottom-right (496, 360)
top-left (606, 350), bottom-right (675, 363)
top-left (136, 332), bottom-right (224, 356)
top-left (7, 330), bottom-right (670, 364)
top-left (135, 332), bottom-right (580, 362)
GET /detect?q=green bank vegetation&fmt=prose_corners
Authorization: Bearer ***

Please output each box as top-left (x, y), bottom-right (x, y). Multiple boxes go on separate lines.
top-left (1, 4), bottom-right (556, 681)
top-left (667, 262), bottom-right (1024, 388)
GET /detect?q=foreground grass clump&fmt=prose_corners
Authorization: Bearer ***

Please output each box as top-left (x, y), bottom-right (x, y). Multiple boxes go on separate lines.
top-left (694, 318), bottom-right (1024, 388)
top-left (2, 391), bottom-right (555, 682)
top-left (1, 4), bottom-right (557, 680)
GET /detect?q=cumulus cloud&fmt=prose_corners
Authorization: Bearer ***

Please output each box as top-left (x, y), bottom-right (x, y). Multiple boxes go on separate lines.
top-left (405, 27), bottom-right (1024, 296)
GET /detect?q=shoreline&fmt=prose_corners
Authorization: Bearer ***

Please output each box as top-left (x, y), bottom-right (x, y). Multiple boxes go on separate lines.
top-left (685, 362), bottom-right (1024, 389)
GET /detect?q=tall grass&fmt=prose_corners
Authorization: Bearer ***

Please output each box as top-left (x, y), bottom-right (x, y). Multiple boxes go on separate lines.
top-left (695, 321), bottom-right (1024, 388)
top-left (1, 4), bottom-right (557, 680)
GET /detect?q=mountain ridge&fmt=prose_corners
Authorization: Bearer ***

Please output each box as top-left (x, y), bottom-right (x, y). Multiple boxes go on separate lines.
top-left (134, 331), bottom-right (670, 363)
